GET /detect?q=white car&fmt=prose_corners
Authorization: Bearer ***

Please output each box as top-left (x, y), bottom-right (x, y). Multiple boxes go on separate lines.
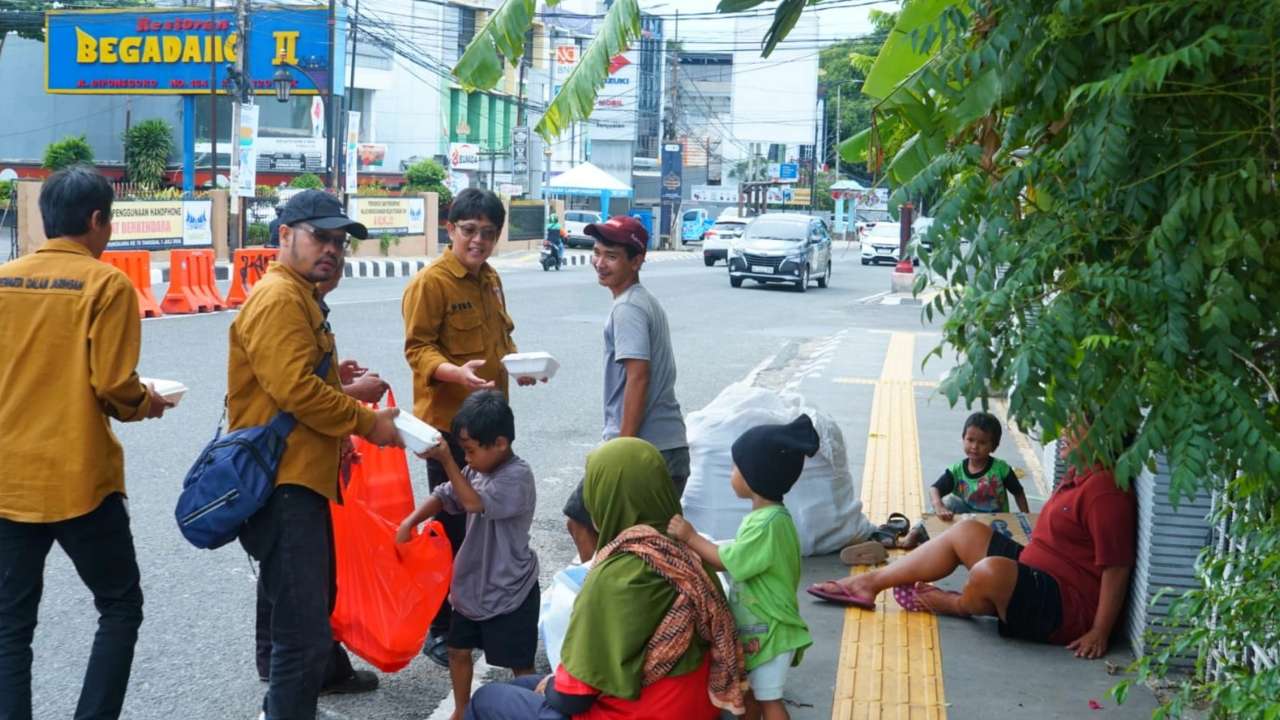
top-left (562, 210), bottom-right (602, 249)
top-left (701, 218), bottom-right (749, 266)
top-left (860, 222), bottom-right (903, 265)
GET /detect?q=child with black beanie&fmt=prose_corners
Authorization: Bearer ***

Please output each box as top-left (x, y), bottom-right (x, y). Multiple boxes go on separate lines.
top-left (669, 414), bottom-right (819, 720)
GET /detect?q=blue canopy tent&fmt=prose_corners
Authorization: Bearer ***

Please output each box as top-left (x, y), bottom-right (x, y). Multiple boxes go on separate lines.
top-left (544, 162), bottom-right (633, 218)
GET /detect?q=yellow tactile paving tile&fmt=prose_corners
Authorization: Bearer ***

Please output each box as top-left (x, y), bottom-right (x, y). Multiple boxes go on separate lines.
top-left (832, 332), bottom-right (948, 719)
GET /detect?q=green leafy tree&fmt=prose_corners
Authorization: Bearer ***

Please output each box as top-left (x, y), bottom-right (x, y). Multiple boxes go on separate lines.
top-left (124, 119), bottom-right (173, 191)
top-left (0, 1), bottom-right (48, 63)
top-left (289, 173), bottom-right (325, 190)
top-left (818, 10), bottom-right (894, 181)
top-left (246, 222), bottom-right (270, 246)
top-left (402, 158), bottom-right (452, 207)
top-left (843, 1), bottom-right (1280, 715)
top-left (43, 135), bottom-right (94, 171)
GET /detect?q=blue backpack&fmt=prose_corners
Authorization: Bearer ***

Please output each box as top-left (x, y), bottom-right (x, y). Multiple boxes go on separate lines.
top-left (175, 354), bottom-right (331, 549)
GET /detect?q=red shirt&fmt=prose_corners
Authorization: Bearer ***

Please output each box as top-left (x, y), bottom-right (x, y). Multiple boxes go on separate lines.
top-left (1018, 467), bottom-right (1137, 644)
top-left (553, 656), bottom-right (718, 720)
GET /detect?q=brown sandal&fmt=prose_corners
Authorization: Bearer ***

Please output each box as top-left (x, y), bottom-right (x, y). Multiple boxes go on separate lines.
top-left (839, 540), bottom-right (889, 566)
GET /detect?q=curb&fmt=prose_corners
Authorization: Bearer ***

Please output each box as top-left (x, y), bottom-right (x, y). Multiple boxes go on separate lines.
top-left (143, 249), bottom-right (689, 285)
top-left (152, 263), bottom-right (231, 285)
top-left (342, 258), bottom-right (431, 279)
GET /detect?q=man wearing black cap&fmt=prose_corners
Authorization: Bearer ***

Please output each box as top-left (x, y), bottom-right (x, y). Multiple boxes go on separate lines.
top-left (228, 189), bottom-right (402, 719)
top-left (562, 215), bottom-right (690, 562)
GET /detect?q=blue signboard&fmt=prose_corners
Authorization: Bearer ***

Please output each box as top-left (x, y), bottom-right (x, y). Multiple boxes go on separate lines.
top-left (660, 143), bottom-right (683, 202)
top-left (659, 143), bottom-right (683, 242)
top-left (779, 162), bottom-right (799, 181)
top-left (45, 6), bottom-right (341, 95)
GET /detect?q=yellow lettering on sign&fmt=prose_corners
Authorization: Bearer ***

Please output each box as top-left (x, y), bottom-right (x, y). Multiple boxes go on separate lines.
top-left (75, 27), bottom-right (97, 63)
top-left (272, 31), bottom-right (299, 66)
top-left (224, 34), bottom-right (238, 63)
top-left (99, 36), bottom-right (118, 63)
top-left (181, 35), bottom-right (201, 62)
top-left (163, 36), bottom-right (181, 63)
top-left (119, 36), bottom-right (141, 63)
top-left (141, 36), bottom-right (161, 63)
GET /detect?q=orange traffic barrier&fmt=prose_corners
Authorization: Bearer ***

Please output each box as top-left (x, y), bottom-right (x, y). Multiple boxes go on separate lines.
top-left (226, 248), bottom-right (279, 308)
top-left (162, 249), bottom-right (216, 314)
top-left (192, 248), bottom-right (227, 311)
top-left (99, 250), bottom-right (163, 318)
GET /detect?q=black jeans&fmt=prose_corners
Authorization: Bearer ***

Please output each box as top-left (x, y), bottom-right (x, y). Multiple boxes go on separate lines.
top-left (426, 431), bottom-right (468, 635)
top-left (239, 485), bottom-right (336, 720)
top-left (0, 493), bottom-right (144, 720)
top-left (255, 577), bottom-right (353, 687)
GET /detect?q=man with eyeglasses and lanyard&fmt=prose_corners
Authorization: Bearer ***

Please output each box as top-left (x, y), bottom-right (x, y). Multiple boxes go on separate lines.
top-left (229, 189), bottom-right (402, 720)
top-left (402, 187), bottom-right (535, 667)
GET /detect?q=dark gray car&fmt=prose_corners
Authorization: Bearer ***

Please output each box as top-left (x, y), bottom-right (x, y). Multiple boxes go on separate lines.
top-left (727, 213), bottom-right (833, 292)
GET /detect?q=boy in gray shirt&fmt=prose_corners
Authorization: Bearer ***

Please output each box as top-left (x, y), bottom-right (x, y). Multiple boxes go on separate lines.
top-left (397, 390), bottom-right (538, 719)
top-left (563, 215), bottom-right (690, 562)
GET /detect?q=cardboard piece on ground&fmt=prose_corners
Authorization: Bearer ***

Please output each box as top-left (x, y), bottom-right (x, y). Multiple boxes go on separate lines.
top-left (923, 511), bottom-right (1039, 545)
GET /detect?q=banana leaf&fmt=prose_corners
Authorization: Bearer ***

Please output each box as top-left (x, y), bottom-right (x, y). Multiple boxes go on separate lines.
top-left (534, 0), bottom-right (641, 141)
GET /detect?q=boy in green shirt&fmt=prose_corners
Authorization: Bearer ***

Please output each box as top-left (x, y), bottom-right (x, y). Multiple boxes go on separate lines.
top-left (669, 415), bottom-right (818, 720)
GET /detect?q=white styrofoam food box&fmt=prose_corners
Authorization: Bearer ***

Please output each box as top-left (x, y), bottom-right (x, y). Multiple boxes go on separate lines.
top-left (394, 412), bottom-right (443, 454)
top-left (140, 378), bottom-right (188, 406)
top-left (501, 352), bottom-right (560, 382)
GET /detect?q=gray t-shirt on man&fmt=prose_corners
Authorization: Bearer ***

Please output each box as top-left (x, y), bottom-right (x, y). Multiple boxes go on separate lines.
top-left (602, 283), bottom-right (687, 451)
top-left (432, 454), bottom-right (539, 621)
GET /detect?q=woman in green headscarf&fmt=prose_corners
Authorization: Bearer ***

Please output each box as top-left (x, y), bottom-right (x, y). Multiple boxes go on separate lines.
top-left (466, 438), bottom-right (743, 720)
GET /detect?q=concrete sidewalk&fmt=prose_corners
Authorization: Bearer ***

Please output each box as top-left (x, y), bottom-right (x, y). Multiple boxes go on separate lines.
top-left (778, 328), bottom-right (1160, 719)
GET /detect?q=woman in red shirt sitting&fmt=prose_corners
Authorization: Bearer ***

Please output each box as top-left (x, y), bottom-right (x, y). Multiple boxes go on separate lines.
top-left (466, 438), bottom-right (747, 720)
top-left (808, 423), bottom-right (1137, 659)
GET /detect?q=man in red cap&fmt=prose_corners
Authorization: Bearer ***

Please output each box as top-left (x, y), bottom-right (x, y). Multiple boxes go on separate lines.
top-left (562, 216), bottom-right (690, 561)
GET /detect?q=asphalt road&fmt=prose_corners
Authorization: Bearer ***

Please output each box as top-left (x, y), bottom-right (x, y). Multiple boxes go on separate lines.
top-left (28, 246), bottom-right (940, 719)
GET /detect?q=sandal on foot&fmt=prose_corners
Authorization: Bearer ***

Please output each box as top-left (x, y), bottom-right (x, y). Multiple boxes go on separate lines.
top-left (839, 540), bottom-right (889, 566)
top-left (806, 582), bottom-right (877, 609)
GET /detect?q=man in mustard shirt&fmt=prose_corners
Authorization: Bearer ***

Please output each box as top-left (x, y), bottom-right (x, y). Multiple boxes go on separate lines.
top-left (0, 166), bottom-right (171, 720)
top-left (228, 189), bottom-right (400, 720)
top-left (401, 188), bottom-right (534, 666)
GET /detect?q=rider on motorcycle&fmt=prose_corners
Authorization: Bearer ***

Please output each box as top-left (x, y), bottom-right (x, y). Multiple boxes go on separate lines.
top-left (545, 209), bottom-right (565, 268)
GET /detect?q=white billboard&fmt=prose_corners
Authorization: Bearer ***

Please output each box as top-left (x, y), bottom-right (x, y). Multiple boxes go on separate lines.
top-left (591, 51), bottom-right (637, 142)
top-left (449, 142), bottom-right (480, 171)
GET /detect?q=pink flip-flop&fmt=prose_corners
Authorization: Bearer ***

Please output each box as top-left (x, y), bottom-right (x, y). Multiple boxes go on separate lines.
top-left (894, 583), bottom-right (962, 613)
top-left (806, 582), bottom-right (876, 609)
top-left (892, 584), bottom-right (931, 612)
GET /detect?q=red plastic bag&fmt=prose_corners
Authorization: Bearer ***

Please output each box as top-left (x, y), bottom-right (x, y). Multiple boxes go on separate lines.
top-left (345, 389), bottom-right (415, 524)
top-left (330, 397), bottom-right (452, 673)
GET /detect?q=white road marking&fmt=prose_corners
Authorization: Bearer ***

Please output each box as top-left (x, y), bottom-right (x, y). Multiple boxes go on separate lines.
top-left (423, 656), bottom-right (495, 720)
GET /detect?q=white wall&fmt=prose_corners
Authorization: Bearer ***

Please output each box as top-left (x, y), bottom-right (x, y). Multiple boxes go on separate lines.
top-left (355, 0), bottom-right (448, 171)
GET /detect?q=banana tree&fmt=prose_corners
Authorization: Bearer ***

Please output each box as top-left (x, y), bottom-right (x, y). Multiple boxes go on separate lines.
top-left (451, 0), bottom-right (817, 141)
top-left (836, 0), bottom-right (988, 201)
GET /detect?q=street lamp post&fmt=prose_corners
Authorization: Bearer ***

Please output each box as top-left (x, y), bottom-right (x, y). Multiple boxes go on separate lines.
top-left (272, 60), bottom-right (335, 190)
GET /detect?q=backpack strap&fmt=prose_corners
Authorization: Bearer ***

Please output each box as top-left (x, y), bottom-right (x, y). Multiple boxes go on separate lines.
top-left (267, 351), bottom-right (333, 437)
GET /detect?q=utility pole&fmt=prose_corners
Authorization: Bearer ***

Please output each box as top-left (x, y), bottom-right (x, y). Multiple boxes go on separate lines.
top-left (810, 95), bottom-right (821, 211)
top-left (662, 10), bottom-right (679, 249)
top-left (209, 0), bottom-right (218, 192)
top-left (834, 86), bottom-right (840, 178)
top-left (515, 28), bottom-right (530, 127)
top-left (341, 0), bottom-right (360, 196)
top-left (326, 0), bottom-right (337, 192)
top-left (228, 0), bottom-right (248, 249)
